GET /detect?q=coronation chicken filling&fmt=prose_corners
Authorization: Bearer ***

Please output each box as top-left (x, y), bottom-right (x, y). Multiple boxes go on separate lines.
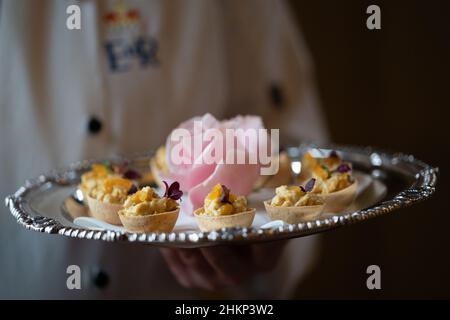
top-left (303, 152), bottom-right (354, 194)
top-left (312, 167), bottom-right (352, 194)
top-left (201, 184), bottom-right (248, 216)
top-left (89, 177), bottom-right (133, 204)
top-left (81, 164), bottom-right (118, 193)
top-left (270, 185), bottom-right (323, 207)
top-left (122, 187), bottom-right (178, 216)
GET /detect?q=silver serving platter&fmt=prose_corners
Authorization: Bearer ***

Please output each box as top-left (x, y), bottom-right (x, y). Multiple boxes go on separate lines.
top-left (4, 144), bottom-right (438, 248)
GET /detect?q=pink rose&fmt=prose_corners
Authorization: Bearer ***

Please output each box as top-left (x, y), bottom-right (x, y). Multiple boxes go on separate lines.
top-left (157, 113), bottom-right (266, 214)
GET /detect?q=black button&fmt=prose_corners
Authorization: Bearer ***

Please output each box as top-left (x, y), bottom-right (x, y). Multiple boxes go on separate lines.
top-left (91, 269), bottom-right (109, 288)
top-left (87, 116), bottom-right (102, 135)
top-left (269, 84), bottom-right (284, 109)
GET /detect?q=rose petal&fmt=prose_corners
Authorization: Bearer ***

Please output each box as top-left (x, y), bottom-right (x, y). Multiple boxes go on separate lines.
top-left (155, 164), bottom-right (216, 190)
top-left (161, 114), bottom-right (265, 214)
top-left (165, 113), bottom-right (221, 173)
top-left (187, 150), bottom-right (260, 214)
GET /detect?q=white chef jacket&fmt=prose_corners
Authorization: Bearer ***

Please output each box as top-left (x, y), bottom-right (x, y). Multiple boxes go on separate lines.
top-left (0, 0), bottom-right (329, 299)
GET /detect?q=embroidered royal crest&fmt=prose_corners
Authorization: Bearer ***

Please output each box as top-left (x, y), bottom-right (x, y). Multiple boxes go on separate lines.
top-left (103, 1), bottom-right (160, 72)
top-left (104, 2), bottom-right (140, 29)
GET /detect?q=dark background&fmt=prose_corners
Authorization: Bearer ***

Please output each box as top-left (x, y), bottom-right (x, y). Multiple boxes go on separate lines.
top-left (290, 0), bottom-right (449, 298)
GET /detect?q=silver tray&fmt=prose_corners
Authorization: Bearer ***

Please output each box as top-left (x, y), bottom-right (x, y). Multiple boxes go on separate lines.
top-left (4, 144), bottom-right (438, 248)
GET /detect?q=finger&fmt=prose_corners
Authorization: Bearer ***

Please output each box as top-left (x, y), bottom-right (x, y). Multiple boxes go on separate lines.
top-left (200, 246), bottom-right (252, 286)
top-left (177, 249), bottom-right (221, 290)
top-left (160, 248), bottom-right (194, 288)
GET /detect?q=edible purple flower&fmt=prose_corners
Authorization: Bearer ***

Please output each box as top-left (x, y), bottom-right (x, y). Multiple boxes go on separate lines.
top-left (336, 163), bottom-right (351, 173)
top-left (163, 181), bottom-right (183, 201)
top-left (112, 162), bottom-right (142, 180)
top-left (127, 184), bottom-right (138, 195)
top-left (304, 178), bottom-right (316, 193)
top-left (219, 184), bottom-right (232, 204)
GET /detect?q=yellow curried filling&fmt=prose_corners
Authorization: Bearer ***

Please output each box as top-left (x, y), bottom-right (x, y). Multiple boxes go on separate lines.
top-left (270, 185), bottom-right (323, 207)
top-left (89, 177), bottom-right (133, 204)
top-left (302, 151), bottom-right (354, 194)
top-left (81, 164), bottom-right (119, 194)
top-left (311, 172), bottom-right (352, 194)
top-left (201, 184), bottom-right (248, 216)
top-left (122, 186), bottom-right (178, 216)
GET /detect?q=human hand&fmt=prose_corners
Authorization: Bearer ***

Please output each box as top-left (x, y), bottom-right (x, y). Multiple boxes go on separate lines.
top-left (160, 240), bottom-right (287, 290)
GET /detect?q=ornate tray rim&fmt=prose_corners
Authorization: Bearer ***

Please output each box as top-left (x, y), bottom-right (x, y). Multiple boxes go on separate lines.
top-left (4, 143), bottom-right (439, 247)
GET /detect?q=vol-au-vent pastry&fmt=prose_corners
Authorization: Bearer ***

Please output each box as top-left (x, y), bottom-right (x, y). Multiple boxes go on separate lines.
top-left (86, 177), bottom-right (136, 225)
top-left (118, 182), bottom-right (182, 233)
top-left (264, 178), bottom-right (324, 224)
top-left (194, 184), bottom-right (256, 232)
top-left (304, 151), bottom-right (358, 212)
top-left (80, 162), bottom-right (142, 202)
top-left (121, 186), bottom-right (178, 216)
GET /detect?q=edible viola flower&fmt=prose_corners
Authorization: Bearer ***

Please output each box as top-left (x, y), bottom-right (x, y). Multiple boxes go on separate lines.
top-left (163, 181), bottom-right (183, 201)
top-left (112, 162), bottom-right (141, 180)
top-left (336, 163), bottom-right (351, 173)
top-left (219, 184), bottom-right (232, 204)
top-left (304, 178), bottom-right (316, 193)
top-left (112, 162), bottom-right (142, 180)
top-left (127, 184), bottom-right (138, 195)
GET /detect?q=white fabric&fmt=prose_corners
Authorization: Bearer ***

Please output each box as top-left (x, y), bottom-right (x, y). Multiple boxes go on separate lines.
top-left (0, 0), bottom-right (328, 298)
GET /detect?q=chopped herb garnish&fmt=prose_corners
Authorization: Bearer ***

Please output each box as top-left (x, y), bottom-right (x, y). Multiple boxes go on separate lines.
top-left (102, 160), bottom-right (112, 171)
top-left (322, 165), bottom-right (331, 178)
